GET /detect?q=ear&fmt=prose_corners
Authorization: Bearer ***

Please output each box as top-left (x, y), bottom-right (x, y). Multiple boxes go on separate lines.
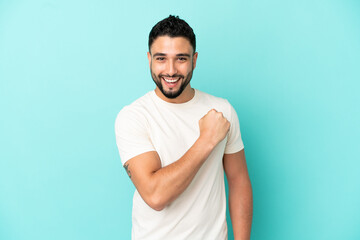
top-left (192, 52), bottom-right (198, 69)
top-left (147, 52), bottom-right (152, 68)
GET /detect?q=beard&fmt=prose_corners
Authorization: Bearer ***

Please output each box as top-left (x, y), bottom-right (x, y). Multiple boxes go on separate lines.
top-left (150, 68), bottom-right (194, 99)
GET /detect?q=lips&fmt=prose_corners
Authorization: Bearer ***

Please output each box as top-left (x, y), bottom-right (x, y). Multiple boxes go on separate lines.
top-left (162, 77), bottom-right (181, 88)
top-left (163, 77), bottom-right (180, 83)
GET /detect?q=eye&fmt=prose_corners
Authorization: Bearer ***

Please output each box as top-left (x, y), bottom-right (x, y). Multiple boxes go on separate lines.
top-left (156, 57), bottom-right (165, 61)
top-left (178, 57), bottom-right (187, 62)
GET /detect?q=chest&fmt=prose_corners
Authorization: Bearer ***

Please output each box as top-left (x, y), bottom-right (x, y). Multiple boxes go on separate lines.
top-left (146, 107), bottom-right (207, 166)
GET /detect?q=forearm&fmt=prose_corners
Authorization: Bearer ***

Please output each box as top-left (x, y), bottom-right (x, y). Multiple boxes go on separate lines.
top-left (228, 178), bottom-right (253, 240)
top-left (148, 137), bottom-right (214, 210)
top-left (128, 109), bottom-right (229, 211)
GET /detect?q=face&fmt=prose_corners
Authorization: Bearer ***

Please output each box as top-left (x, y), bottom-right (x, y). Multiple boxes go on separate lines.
top-left (148, 36), bottom-right (198, 102)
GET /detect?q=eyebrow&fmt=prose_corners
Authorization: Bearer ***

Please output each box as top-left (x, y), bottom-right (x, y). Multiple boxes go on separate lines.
top-left (153, 53), bottom-right (191, 57)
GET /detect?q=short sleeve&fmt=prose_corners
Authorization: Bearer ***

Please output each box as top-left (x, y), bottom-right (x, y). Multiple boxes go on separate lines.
top-left (115, 106), bottom-right (155, 165)
top-left (224, 102), bottom-right (244, 154)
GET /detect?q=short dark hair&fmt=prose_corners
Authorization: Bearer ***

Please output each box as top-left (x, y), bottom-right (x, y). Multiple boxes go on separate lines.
top-left (148, 15), bottom-right (196, 53)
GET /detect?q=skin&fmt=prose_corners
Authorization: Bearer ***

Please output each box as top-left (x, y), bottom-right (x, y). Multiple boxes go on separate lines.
top-left (147, 36), bottom-right (198, 103)
top-left (124, 35), bottom-right (253, 239)
top-left (224, 150), bottom-right (253, 240)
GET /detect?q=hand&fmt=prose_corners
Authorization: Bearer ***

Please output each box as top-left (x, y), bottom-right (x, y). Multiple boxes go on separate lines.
top-left (199, 109), bottom-right (230, 147)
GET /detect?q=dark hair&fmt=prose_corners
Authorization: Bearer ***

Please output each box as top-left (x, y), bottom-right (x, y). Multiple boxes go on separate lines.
top-left (148, 15), bottom-right (196, 53)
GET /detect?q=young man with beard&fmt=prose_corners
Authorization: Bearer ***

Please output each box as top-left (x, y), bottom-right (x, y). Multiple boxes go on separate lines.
top-left (115, 15), bottom-right (253, 240)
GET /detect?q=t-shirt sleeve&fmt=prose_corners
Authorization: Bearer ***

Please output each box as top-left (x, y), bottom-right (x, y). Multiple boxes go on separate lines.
top-left (115, 106), bottom-right (155, 165)
top-left (224, 102), bottom-right (244, 154)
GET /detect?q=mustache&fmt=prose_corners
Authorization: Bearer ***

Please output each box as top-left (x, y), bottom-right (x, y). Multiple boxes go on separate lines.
top-left (159, 74), bottom-right (184, 78)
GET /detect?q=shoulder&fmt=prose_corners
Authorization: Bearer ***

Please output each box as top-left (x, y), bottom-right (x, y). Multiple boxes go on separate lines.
top-left (196, 89), bottom-right (233, 116)
top-left (116, 91), bottom-right (154, 117)
top-left (197, 89), bottom-right (230, 105)
top-left (197, 90), bottom-right (230, 107)
top-left (115, 91), bottom-right (154, 127)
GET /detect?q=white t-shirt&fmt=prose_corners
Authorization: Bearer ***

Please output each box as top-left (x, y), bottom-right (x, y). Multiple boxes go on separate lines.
top-left (115, 89), bottom-right (244, 240)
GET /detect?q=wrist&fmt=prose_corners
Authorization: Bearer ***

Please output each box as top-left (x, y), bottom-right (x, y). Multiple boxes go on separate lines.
top-left (197, 135), bottom-right (216, 153)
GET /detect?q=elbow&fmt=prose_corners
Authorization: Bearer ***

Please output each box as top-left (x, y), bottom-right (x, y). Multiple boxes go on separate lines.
top-left (139, 178), bottom-right (170, 211)
top-left (150, 204), bottom-right (165, 212)
top-left (146, 194), bottom-right (167, 211)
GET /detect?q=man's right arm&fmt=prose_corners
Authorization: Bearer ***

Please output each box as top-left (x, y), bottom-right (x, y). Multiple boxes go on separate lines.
top-left (123, 109), bottom-right (229, 211)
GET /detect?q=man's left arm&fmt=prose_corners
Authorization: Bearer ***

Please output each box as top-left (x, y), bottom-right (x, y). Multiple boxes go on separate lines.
top-left (223, 149), bottom-right (253, 240)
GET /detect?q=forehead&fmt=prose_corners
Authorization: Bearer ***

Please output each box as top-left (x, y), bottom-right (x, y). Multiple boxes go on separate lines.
top-left (150, 36), bottom-right (193, 54)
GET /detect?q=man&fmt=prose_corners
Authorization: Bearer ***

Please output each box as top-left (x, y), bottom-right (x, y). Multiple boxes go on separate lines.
top-left (115, 15), bottom-right (252, 240)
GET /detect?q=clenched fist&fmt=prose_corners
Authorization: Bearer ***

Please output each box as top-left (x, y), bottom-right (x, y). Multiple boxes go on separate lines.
top-left (199, 109), bottom-right (230, 147)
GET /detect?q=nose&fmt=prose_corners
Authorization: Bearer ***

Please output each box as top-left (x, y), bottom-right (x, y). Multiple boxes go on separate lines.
top-left (166, 59), bottom-right (177, 76)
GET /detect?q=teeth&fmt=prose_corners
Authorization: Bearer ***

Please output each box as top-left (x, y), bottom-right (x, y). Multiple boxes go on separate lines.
top-left (163, 78), bottom-right (179, 83)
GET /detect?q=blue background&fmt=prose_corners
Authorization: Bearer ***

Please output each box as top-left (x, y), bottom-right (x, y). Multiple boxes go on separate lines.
top-left (1, 0), bottom-right (359, 239)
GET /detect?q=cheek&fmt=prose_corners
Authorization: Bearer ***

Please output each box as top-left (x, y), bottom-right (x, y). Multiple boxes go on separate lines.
top-left (181, 64), bottom-right (193, 74)
top-left (174, 62), bottom-right (187, 70)
top-left (151, 63), bottom-right (166, 73)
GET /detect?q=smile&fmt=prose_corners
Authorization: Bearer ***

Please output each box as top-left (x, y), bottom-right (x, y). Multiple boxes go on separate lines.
top-left (162, 77), bottom-right (180, 83)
